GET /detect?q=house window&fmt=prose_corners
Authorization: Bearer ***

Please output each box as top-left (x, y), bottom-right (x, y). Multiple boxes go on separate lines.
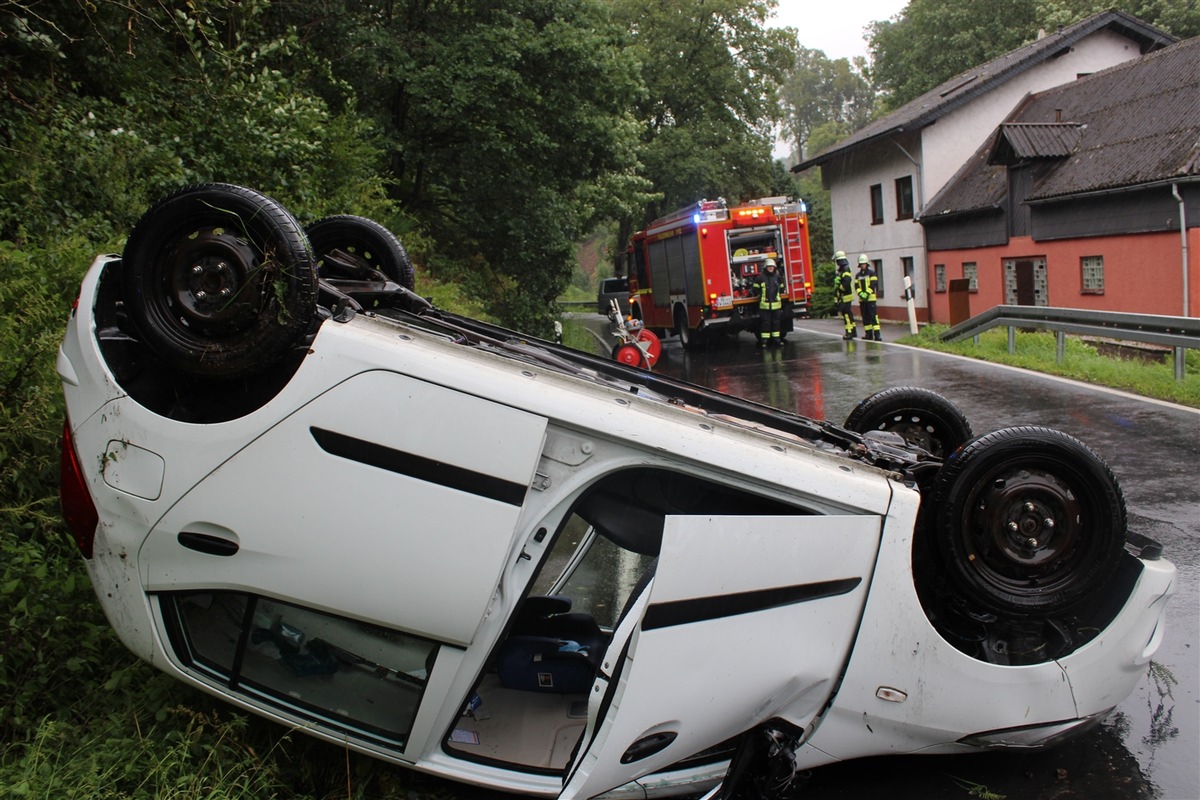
top-left (963, 262), bottom-right (978, 293)
top-left (873, 259), bottom-right (884, 298)
top-left (869, 184), bottom-right (883, 225)
top-left (895, 176), bottom-right (914, 220)
top-left (901, 257), bottom-right (914, 299)
top-left (934, 264), bottom-right (946, 293)
top-left (1081, 256), bottom-right (1105, 294)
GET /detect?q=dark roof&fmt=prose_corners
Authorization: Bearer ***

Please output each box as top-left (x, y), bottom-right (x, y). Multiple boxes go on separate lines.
top-left (794, 9), bottom-right (1175, 172)
top-left (922, 34), bottom-right (1200, 219)
top-left (993, 123), bottom-right (1084, 160)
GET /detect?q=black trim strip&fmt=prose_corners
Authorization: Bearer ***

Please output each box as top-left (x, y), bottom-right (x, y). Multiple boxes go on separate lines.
top-left (310, 427), bottom-right (528, 506)
top-left (641, 577), bottom-right (862, 631)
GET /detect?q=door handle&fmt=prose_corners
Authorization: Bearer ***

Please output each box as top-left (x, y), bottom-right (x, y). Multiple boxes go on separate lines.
top-left (177, 531), bottom-right (239, 557)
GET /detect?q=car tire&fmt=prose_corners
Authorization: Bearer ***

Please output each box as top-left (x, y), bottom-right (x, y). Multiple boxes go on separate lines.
top-left (121, 183), bottom-right (317, 380)
top-left (843, 386), bottom-right (972, 459)
top-left (929, 426), bottom-right (1126, 617)
top-left (305, 215), bottom-right (415, 290)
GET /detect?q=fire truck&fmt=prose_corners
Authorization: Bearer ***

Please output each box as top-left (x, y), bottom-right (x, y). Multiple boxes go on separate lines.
top-left (625, 196), bottom-right (813, 347)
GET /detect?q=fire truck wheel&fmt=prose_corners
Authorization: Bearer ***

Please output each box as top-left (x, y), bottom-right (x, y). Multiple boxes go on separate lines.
top-left (121, 183), bottom-right (317, 380)
top-left (843, 386), bottom-right (972, 459)
top-left (306, 215), bottom-right (415, 290)
top-left (673, 306), bottom-right (696, 350)
top-left (928, 426), bottom-right (1126, 617)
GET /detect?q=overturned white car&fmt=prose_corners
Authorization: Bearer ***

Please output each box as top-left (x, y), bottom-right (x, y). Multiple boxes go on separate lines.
top-left (58, 185), bottom-right (1175, 799)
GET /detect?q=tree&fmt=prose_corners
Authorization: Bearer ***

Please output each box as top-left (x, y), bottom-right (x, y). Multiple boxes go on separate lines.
top-left (1035, 0), bottom-right (1199, 38)
top-left (868, 0), bottom-right (1042, 110)
top-left (0, 1), bottom-right (392, 243)
top-left (607, 0), bottom-right (795, 271)
top-left (778, 48), bottom-right (876, 161)
top-left (291, 0), bottom-right (651, 333)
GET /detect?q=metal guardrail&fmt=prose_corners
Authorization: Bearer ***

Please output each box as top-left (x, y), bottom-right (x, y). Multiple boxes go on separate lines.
top-left (941, 305), bottom-right (1199, 381)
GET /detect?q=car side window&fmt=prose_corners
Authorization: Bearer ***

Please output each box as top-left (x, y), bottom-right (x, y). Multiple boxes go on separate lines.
top-left (162, 592), bottom-right (437, 749)
top-left (531, 467), bottom-right (813, 630)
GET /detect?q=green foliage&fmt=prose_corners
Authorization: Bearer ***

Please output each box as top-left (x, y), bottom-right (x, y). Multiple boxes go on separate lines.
top-left (900, 326), bottom-right (1200, 407)
top-left (868, 0), bottom-right (1042, 110)
top-left (808, 261), bottom-right (839, 319)
top-left (778, 48), bottom-right (876, 161)
top-left (0, 236), bottom-right (123, 744)
top-left (615, 0), bottom-right (795, 222)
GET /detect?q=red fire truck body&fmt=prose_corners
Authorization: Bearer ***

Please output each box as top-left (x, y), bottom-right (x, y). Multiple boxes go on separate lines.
top-left (625, 197), bottom-right (813, 345)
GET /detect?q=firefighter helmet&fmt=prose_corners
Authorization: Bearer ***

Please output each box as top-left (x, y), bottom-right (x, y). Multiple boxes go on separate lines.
top-left (858, 254), bottom-right (869, 265)
top-left (765, 258), bottom-right (776, 269)
top-left (834, 250), bottom-right (846, 261)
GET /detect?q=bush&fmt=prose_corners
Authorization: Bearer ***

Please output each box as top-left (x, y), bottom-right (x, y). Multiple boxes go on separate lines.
top-left (808, 261), bottom-right (837, 318)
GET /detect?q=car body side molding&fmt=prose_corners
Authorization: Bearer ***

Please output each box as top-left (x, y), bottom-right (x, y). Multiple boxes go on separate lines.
top-left (642, 577), bottom-right (863, 631)
top-left (310, 426), bottom-right (529, 506)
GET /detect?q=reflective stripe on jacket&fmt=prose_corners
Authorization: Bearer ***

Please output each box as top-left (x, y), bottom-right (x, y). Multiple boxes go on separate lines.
top-left (759, 272), bottom-right (783, 309)
top-left (836, 268), bottom-right (855, 303)
top-left (856, 270), bottom-right (878, 302)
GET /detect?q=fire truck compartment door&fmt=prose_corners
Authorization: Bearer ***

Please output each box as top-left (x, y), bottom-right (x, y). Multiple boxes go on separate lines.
top-left (559, 513), bottom-right (881, 799)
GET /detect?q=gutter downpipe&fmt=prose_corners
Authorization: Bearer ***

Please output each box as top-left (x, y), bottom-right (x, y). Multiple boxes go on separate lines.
top-left (1172, 183), bottom-right (1189, 317)
top-left (894, 137), bottom-right (923, 334)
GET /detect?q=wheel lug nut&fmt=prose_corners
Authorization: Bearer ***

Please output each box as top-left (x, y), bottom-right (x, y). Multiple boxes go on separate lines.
top-left (195, 290), bottom-right (206, 300)
top-left (219, 288), bottom-right (231, 298)
top-left (1007, 521), bottom-right (1019, 532)
top-left (1043, 518), bottom-right (1054, 528)
top-left (1027, 537), bottom-right (1039, 547)
top-left (192, 265), bottom-right (204, 275)
top-left (1024, 502), bottom-right (1036, 513)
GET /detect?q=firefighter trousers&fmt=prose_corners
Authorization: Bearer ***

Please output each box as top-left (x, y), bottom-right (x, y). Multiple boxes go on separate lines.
top-left (758, 304), bottom-right (782, 345)
top-left (860, 301), bottom-right (880, 340)
top-left (839, 301), bottom-right (857, 338)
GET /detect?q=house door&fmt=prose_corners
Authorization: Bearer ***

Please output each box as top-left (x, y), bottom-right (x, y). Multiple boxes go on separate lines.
top-left (1015, 260), bottom-right (1036, 306)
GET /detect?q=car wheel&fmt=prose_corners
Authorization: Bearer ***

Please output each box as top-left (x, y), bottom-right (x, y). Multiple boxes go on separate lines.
top-left (121, 183), bottom-right (317, 380)
top-left (929, 426), bottom-right (1126, 617)
top-left (843, 386), bottom-right (972, 459)
top-left (305, 215), bottom-right (415, 290)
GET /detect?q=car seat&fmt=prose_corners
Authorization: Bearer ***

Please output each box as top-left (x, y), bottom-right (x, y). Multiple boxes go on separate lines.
top-left (495, 596), bottom-right (607, 694)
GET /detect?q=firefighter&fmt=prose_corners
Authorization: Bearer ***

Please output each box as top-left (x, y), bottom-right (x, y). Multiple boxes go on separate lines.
top-left (834, 251), bottom-right (857, 339)
top-left (757, 258), bottom-right (784, 348)
top-left (855, 254), bottom-right (881, 341)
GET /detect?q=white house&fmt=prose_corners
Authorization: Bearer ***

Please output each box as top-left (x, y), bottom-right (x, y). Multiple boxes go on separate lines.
top-left (794, 10), bottom-right (1175, 323)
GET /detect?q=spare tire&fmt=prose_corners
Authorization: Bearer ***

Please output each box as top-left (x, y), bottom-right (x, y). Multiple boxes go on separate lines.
top-left (306, 215), bottom-right (415, 290)
top-left (844, 386), bottom-right (972, 459)
top-left (928, 426), bottom-right (1126, 617)
top-left (122, 184), bottom-right (317, 380)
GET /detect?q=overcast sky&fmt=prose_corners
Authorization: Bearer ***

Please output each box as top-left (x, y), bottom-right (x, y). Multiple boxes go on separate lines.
top-left (769, 0), bottom-right (909, 61)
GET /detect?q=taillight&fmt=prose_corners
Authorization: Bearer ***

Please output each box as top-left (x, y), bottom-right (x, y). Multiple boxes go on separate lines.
top-left (59, 420), bottom-right (98, 558)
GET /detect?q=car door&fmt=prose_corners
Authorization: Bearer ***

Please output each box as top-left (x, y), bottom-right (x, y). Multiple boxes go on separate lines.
top-left (142, 369), bottom-right (547, 646)
top-left (559, 512), bottom-right (883, 800)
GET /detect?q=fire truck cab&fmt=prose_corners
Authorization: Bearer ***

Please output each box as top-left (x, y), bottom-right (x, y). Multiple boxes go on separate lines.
top-left (625, 197), bottom-right (813, 348)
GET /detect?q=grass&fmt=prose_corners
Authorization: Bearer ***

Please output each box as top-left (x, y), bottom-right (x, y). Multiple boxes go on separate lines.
top-left (898, 324), bottom-right (1200, 408)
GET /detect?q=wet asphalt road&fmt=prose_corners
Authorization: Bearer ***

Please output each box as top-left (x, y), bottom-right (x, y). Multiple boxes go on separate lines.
top-left (587, 315), bottom-right (1198, 800)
